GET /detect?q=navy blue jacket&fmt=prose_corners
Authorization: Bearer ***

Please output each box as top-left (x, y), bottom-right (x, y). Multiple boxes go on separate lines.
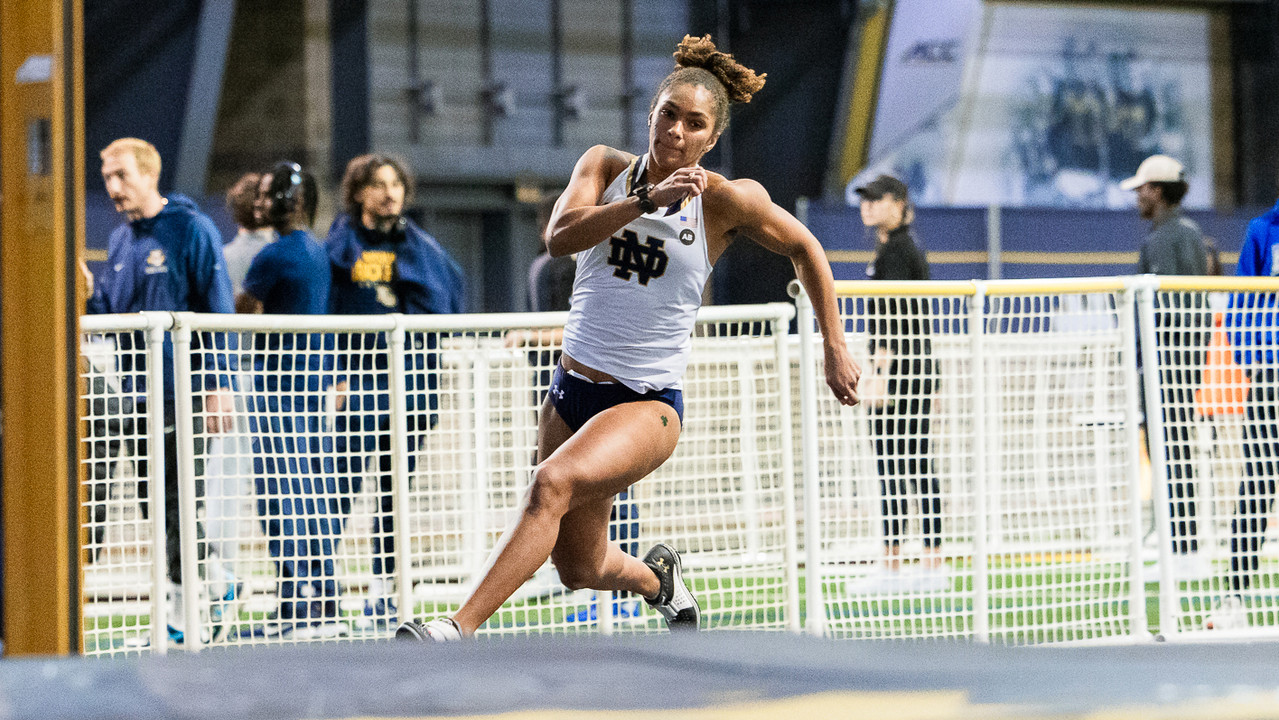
top-left (326, 214), bottom-right (465, 315)
top-left (326, 214), bottom-right (465, 431)
top-left (86, 194), bottom-right (235, 413)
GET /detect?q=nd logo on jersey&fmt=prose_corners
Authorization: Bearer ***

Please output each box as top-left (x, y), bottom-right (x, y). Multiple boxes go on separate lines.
top-left (607, 229), bottom-right (668, 285)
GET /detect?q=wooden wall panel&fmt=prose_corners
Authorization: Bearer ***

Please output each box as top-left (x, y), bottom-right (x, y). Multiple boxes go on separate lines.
top-left (0, 0), bottom-right (84, 656)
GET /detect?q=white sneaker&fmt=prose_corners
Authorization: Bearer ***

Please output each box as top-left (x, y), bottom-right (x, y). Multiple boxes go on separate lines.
top-left (912, 566), bottom-right (952, 593)
top-left (1205, 595), bottom-right (1247, 631)
top-left (848, 567), bottom-right (909, 595)
top-left (1173, 553), bottom-right (1213, 580)
top-left (292, 622), bottom-right (351, 640)
top-left (396, 617), bottom-right (464, 642)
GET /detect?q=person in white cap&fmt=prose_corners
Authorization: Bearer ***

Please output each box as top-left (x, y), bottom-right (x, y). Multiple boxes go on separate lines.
top-left (1121, 154), bottom-right (1206, 276)
top-left (1122, 153), bottom-right (1209, 578)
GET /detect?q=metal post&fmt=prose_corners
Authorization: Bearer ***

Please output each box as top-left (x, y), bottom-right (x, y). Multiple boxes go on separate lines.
top-left (171, 316), bottom-right (203, 651)
top-left (970, 284), bottom-right (990, 644)
top-left (146, 315), bottom-right (170, 653)
top-left (774, 307), bottom-right (802, 634)
top-left (173, 1), bottom-right (236, 195)
top-left (550, 0), bottom-right (564, 147)
top-left (388, 320), bottom-right (416, 627)
top-left (620, 0), bottom-right (635, 148)
top-left (479, 0), bottom-right (496, 145)
top-left (1136, 278), bottom-right (1177, 637)
top-left (1118, 282), bottom-right (1150, 640)
top-left (986, 204), bottom-right (1002, 280)
top-left (789, 280), bottom-right (823, 636)
top-left (406, 0), bottom-right (421, 143)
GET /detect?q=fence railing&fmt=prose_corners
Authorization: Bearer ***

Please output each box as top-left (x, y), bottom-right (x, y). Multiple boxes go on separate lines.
top-left (78, 276), bottom-right (1279, 655)
top-left (794, 276), bottom-right (1279, 644)
top-left (80, 304), bottom-right (798, 654)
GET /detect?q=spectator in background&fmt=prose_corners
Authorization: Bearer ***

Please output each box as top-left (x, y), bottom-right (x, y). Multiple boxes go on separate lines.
top-left (222, 172), bottom-right (275, 298)
top-left (853, 174), bottom-right (943, 593)
top-left (1211, 194), bottom-right (1279, 630)
top-left (1122, 154), bottom-right (1209, 575)
top-left (511, 194), bottom-right (573, 368)
top-left (239, 162), bottom-right (345, 638)
top-left (82, 137), bottom-right (235, 645)
top-left (326, 152), bottom-right (466, 632)
top-left (527, 195), bottom-right (576, 313)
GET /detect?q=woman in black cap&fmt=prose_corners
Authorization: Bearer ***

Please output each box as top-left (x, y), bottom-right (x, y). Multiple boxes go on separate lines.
top-left (854, 174), bottom-right (945, 593)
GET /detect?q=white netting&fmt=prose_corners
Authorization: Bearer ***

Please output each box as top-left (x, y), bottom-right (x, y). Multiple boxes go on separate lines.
top-left (80, 326), bottom-right (161, 655)
top-left (79, 307), bottom-right (795, 653)
top-left (77, 278), bottom-right (1279, 654)
top-left (1146, 288), bottom-right (1279, 639)
top-left (812, 285), bottom-right (1142, 643)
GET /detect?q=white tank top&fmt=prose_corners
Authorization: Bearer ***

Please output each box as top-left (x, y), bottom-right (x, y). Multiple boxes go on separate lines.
top-left (561, 153), bottom-right (712, 393)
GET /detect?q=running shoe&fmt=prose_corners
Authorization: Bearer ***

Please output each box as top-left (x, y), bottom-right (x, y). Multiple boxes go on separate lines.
top-left (643, 543), bottom-right (700, 631)
top-left (396, 617), bottom-right (464, 642)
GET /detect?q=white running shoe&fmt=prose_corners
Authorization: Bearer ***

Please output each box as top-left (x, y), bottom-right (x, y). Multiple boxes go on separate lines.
top-left (848, 566), bottom-right (909, 595)
top-left (1205, 595), bottom-right (1247, 631)
top-left (912, 566), bottom-right (952, 593)
top-left (396, 617), bottom-right (464, 642)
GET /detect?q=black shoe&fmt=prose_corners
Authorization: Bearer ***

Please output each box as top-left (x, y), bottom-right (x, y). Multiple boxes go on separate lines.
top-left (643, 543), bottom-right (700, 631)
top-left (396, 617), bottom-right (463, 642)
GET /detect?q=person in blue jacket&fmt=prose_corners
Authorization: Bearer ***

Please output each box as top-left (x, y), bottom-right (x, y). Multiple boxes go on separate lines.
top-left (326, 152), bottom-right (466, 631)
top-left (238, 162), bottom-right (346, 638)
top-left (1213, 198), bottom-right (1279, 630)
top-left (82, 137), bottom-right (235, 644)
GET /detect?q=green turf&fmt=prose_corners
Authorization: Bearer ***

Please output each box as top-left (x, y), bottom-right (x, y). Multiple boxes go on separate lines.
top-left (82, 564), bottom-right (1279, 653)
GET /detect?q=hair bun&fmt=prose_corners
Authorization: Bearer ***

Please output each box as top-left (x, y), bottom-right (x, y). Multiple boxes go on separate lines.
top-left (673, 34), bottom-right (766, 104)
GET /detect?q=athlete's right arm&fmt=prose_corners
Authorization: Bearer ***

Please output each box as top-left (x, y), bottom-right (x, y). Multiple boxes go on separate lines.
top-left (544, 145), bottom-right (642, 257)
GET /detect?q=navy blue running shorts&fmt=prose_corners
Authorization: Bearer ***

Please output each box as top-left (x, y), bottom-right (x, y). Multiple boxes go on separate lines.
top-left (548, 364), bottom-right (684, 432)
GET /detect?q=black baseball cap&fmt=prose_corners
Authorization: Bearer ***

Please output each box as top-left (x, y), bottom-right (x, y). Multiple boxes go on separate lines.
top-left (854, 174), bottom-right (909, 201)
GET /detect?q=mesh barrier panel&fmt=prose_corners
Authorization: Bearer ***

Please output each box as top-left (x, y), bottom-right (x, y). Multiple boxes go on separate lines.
top-left (77, 278), bottom-right (1279, 654)
top-left (79, 308), bottom-right (795, 654)
top-left (813, 282), bottom-right (1143, 644)
top-left (80, 323), bottom-right (163, 655)
top-left (1147, 287), bottom-right (1279, 638)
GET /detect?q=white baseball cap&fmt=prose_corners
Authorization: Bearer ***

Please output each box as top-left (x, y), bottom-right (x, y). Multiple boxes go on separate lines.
top-left (1120, 154), bottom-right (1185, 190)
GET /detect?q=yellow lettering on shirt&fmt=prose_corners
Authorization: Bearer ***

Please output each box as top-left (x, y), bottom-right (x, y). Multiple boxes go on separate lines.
top-left (351, 250), bottom-right (396, 284)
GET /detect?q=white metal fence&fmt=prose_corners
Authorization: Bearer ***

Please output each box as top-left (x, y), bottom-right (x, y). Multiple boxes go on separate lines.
top-left (79, 304), bottom-right (798, 654)
top-left (78, 276), bottom-right (1279, 655)
top-left (796, 276), bottom-right (1279, 645)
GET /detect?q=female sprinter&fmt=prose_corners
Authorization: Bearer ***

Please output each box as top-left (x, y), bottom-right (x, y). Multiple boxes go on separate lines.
top-left (398, 34), bottom-right (860, 641)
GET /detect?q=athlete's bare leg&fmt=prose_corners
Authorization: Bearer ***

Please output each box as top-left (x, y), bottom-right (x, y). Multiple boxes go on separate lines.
top-left (451, 397), bottom-right (681, 635)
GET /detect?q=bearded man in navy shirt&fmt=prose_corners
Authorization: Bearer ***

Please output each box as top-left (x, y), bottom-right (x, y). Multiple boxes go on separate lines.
top-left (326, 153), bottom-right (465, 632)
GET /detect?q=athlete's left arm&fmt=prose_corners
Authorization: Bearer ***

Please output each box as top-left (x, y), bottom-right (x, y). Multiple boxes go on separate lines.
top-left (724, 179), bottom-right (861, 406)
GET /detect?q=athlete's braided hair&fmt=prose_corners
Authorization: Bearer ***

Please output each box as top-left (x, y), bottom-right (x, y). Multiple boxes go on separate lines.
top-left (650, 34), bottom-right (766, 134)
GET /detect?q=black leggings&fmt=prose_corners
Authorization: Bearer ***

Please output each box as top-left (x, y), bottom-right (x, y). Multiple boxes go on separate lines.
top-left (871, 372), bottom-right (939, 548)
top-left (1158, 359), bottom-right (1201, 555)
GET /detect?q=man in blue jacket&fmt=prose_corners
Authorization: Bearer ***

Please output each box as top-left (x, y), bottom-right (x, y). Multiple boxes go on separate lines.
top-left (1214, 197), bottom-right (1279, 630)
top-left (327, 153), bottom-right (465, 632)
top-left (83, 137), bottom-right (235, 644)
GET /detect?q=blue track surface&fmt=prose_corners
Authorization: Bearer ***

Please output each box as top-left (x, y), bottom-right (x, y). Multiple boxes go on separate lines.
top-left (4, 634), bottom-right (1279, 718)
